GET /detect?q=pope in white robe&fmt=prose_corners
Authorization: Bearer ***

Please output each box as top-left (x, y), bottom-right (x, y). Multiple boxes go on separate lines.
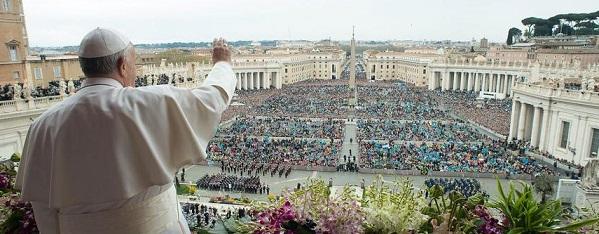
top-left (15, 28), bottom-right (237, 233)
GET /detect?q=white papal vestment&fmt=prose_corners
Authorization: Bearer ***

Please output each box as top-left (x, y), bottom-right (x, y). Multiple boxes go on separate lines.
top-left (16, 62), bottom-right (236, 234)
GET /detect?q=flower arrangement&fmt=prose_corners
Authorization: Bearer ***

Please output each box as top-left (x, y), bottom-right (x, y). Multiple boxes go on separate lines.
top-left (0, 163), bottom-right (39, 234)
top-left (361, 176), bottom-right (429, 233)
top-left (176, 183), bottom-right (197, 196)
top-left (224, 176), bottom-right (599, 234)
top-left (1, 196), bottom-right (38, 234)
top-left (209, 195), bottom-right (253, 205)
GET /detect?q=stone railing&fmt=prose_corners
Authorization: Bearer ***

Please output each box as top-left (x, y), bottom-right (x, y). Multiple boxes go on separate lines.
top-left (0, 96), bottom-right (67, 114)
top-left (231, 61), bottom-right (282, 69)
top-left (513, 82), bottom-right (599, 104)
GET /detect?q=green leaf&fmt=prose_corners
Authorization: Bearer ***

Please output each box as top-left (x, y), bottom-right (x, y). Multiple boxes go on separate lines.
top-left (553, 216), bottom-right (599, 231)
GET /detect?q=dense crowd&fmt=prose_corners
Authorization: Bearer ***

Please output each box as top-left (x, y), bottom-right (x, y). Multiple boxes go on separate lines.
top-left (181, 203), bottom-right (251, 230)
top-left (356, 82), bottom-right (449, 120)
top-left (196, 174), bottom-right (264, 194)
top-left (134, 74), bottom-right (191, 87)
top-left (425, 178), bottom-right (485, 198)
top-left (218, 116), bottom-right (344, 139)
top-left (359, 140), bottom-right (556, 176)
top-left (358, 119), bottom-right (488, 142)
top-left (207, 136), bottom-right (341, 167)
top-left (221, 88), bottom-right (279, 121)
top-left (251, 83), bottom-right (350, 118)
top-left (0, 80), bottom-right (84, 101)
top-left (220, 160), bottom-right (291, 179)
top-left (431, 91), bottom-right (511, 135)
top-left (254, 95), bottom-right (348, 118)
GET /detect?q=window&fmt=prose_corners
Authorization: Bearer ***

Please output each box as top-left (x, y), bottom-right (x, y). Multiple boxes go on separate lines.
top-left (8, 45), bottom-right (17, 61)
top-left (590, 128), bottom-right (599, 158)
top-left (34, 67), bottom-right (43, 80)
top-left (12, 71), bottom-right (19, 80)
top-left (560, 121), bottom-right (570, 148)
top-left (2, 0), bottom-right (10, 12)
top-left (53, 66), bottom-right (62, 78)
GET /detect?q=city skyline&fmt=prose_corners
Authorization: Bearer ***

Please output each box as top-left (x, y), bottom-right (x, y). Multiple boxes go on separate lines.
top-left (23, 0), bottom-right (599, 47)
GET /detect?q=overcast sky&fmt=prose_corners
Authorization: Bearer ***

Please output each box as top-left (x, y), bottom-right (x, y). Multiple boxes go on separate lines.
top-left (23, 0), bottom-right (599, 47)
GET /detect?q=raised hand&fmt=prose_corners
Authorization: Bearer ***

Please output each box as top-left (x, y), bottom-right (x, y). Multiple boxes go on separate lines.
top-left (212, 38), bottom-right (231, 64)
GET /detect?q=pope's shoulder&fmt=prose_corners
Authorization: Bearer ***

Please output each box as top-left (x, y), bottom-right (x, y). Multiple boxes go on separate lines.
top-left (30, 85), bottom-right (190, 129)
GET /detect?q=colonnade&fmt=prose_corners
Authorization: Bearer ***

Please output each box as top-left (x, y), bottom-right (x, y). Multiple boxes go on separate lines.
top-left (235, 71), bottom-right (281, 90)
top-left (429, 71), bottom-right (518, 96)
top-left (509, 100), bottom-right (549, 150)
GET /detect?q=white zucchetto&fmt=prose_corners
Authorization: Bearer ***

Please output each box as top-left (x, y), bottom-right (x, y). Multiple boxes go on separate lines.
top-left (78, 27), bottom-right (131, 58)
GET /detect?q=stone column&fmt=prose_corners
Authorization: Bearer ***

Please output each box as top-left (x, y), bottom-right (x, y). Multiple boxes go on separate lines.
top-left (242, 73), bottom-right (248, 90)
top-left (531, 106), bottom-right (541, 146)
top-left (249, 72), bottom-right (255, 90)
top-left (517, 103), bottom-right (528, 140)
top-left (474, 73), bottom-right (480, 92)
top-left (443, 72), bottom-right (449, 91)
top-left (453, 72), bottom-right (459, 91)
top-left (467, 73), bottom-right (473, 91)
top-left (507, 75), bottom-right (512, 95)
top-left (255, 72), bottom-right (260, 89)
top-left (481, 74), bottom-right (487, 92)
top-left (503, 75), bottom-right (509, 96)
top-left (459, 72), bottom-right (465, 90)
top-left (539, 108), bottom-right (549, 151)
top-left (267, 72), bottom-right (271, 89)
top-left (495, 74), bottom-right (501, 93)
top-left (236, 73), bottom-right (241, 90)
top-left (509, 101), bottom-right (521, 140)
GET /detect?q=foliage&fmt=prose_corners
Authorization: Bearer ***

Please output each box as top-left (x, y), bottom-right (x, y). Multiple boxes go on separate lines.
top-left (361, 176), bottom-right (428, 233)
top-left (0, 164), bottom-right (39, 234)
top-left (507, 28), bottom-right (522, 45)
top-left (0, 197), bottom-right (38, 234)
top-left (573, 203), bottom-right (599, 234)
top-left (491, 179), bottom-right (599, 233)
top-left (514, 11), bottom-right (599, 38)
top-left (239, 179), bottom-right (365, 233)
top-left (421, 184), bottom-right (485, 233)
top-left (532, 174), bottom-right (554, 203)
top-left (175, 183), bottom-right (197, 196)
top-left (10, 153), bottom-right (20, 163)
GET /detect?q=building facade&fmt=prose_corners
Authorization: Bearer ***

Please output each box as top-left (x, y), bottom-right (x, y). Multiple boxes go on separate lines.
top-left (364, 51), bottom-right (439, 86)
top-left (0, 0), bottom-right (28, 85)
top-left (510, 76), bottom-right (599, 166)
top-left (141, 50), bottom-right (346, 91)
top-left (24, 55), bottom-right (84, 88)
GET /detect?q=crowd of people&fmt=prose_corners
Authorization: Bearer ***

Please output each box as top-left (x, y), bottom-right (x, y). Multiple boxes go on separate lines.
top-left (357, 119), bottom-right (488, 142)
top-left (356, 82), bottom-right (449, 120)
top-left (251, 83), bottom-right (350, 118)
top-left (0, 80), bottom-right (85, 101)
top-left (424, 178), bottom-right (485, 198)
top-left (220, 160), bottom-right (291, 179)
top-left (196, 173), bottom-right (264, 194)
top-left (134, 74), bottom-right (191, 87)
top-left (181, 203), bottom-right (251, 230)
top-left (359, 140), bottom-right (557, 176)
top-left (431, 90), bottom-right (512, 135)
top-left (218, 116), bottom-right (344, 139)
top-left (207, 136), bottom-right (341, 167)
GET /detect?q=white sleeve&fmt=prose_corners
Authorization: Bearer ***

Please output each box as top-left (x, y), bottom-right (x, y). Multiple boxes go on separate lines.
top-left (132, 62), bottom-right (237, 173)
top-left (197, 62), bottom-right (237, 106)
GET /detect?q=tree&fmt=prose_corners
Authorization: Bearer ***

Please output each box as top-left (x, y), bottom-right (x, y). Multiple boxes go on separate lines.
top-left (556, 24), bottom-right (575, 35)
top-left (532, 174), bottom-right (554, 203)
top-left (507, 27), bottom-right (522, 45)
top-left (534, 24), bottom-right (553, 36)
